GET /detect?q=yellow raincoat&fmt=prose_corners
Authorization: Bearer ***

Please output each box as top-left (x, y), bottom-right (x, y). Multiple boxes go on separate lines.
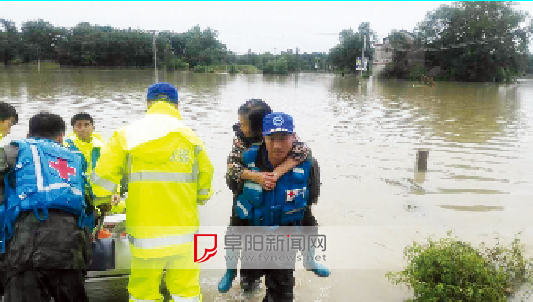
top-left (63, 131), bottom-right (119, 207)
top-left (92, 101), bottom-right (213, 301)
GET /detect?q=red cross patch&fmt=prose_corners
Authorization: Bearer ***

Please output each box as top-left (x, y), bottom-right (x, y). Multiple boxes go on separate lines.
top-left (286, 189), bottom-right (302, 202)
top-left (49, 158), bottom-right (76, 180)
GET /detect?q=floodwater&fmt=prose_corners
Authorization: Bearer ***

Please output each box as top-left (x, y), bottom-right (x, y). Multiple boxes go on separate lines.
top-left (1, 67), bottom-right (533, 301)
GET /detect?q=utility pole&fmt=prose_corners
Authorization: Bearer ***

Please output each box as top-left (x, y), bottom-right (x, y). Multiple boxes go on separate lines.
top-left (150, 30), bottom-right (158, 82)
top-left (37, 46), bottom-right (41, 73)
top-left (361, 32), bottom-right (365, 79)
top-left (296, 46), bottom-right (300, 72)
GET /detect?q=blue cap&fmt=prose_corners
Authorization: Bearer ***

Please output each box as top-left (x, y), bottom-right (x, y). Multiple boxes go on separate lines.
top-left (262, 112), bottom-right (294, 136)
top-left (147, 82), bottom-right (178, 104)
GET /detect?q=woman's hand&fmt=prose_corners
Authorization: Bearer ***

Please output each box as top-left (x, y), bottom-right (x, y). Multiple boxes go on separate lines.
top-left (111, 194), bottom-right (121, 206)
top-left (258, 172), bottom-right (278, 190)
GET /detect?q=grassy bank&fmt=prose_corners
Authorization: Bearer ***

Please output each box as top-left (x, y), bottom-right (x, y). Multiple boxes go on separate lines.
top-left (193, 64), bottom-right (258, 74)
top-left (0, 60), bottom-right (61, 69)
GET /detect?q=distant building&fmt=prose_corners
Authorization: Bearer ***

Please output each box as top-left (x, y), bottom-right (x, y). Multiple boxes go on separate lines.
top-left (372, 38), bottom-right (393, 76)
top-left (372, 31), bottom-right (425, 77)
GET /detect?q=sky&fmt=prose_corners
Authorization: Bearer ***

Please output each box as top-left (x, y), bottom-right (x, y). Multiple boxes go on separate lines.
top-left (2, 1), bottom-right (533, 54)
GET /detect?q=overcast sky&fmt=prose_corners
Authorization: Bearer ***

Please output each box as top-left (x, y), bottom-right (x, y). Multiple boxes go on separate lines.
top-left (3, 1), bottom-right (533, 54)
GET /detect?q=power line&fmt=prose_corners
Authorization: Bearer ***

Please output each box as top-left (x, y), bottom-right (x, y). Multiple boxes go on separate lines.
top-left (380, 35), bottom-right (527, 53)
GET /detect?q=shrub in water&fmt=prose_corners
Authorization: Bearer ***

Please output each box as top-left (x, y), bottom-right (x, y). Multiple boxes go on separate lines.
top-left (193, 65), bottom-right (208, 73)
top-left (387, 233), bottom-right (533, 301)
top-left (228, 64), bottom-right (239, 74)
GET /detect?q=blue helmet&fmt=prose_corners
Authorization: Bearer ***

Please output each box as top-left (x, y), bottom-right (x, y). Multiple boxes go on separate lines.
top-left (147, 82), bottom-right (178, 104)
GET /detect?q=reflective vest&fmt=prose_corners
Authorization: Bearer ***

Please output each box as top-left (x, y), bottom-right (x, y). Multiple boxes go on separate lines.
top-left (1, 139), bottom-right (92, 253)
top-left (64, 132), bottom-right (111, 200)
top-left (92, 101), bottom-right (214, 258)
top-left (64, 132), bottom-right (105, 178)
top-left (235, 145), bottom-right (311, 226)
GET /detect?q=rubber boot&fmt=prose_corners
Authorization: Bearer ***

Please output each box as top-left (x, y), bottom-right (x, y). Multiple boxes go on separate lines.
top-left (218, 246), bottom-right (239, 293)
top-left (303, 247), bottom-right (331, 277)
top-left (218, 269), bottom-right (237, 293)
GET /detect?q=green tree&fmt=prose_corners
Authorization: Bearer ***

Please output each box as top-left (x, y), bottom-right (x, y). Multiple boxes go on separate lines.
top-left (416, 1), bottom-right (532, 82)
top-left (20, 19), bottom-right (60, 63)
top-left (0, 19), bottom-right (20, 65)
top-left (262, 57), bottom-right (288, 75)
top-left (182, 25), bottom-right (227, 68)
top-left (329, 22), bottom-right (376, 74)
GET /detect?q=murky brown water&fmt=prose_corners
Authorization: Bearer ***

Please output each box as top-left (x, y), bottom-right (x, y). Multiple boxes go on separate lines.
top-left (2, 67), bottom-right (533, 301)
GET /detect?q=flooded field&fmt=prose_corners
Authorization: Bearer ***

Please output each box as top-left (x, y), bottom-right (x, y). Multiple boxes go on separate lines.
top-left (2, 67), bottom-right (533, 301)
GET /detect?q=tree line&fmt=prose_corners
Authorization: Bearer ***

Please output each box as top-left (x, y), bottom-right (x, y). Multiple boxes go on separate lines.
top-left (0, 20), bottom-right (227, 69)
top-left (1, 1), bottom-right (532, 81)
top-left (0, 19), bottom-right (329, 75)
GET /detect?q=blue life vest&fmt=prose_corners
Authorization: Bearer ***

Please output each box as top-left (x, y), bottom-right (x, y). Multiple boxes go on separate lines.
top-left (1, 139), bottom-right (94, 253)
top-left (235, 146), bottom-right (311, 226)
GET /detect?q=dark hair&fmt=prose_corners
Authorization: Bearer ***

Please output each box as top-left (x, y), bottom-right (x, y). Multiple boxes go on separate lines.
top-left (71, 112), bottom-right (94, 127)
top-left (29, 112), bottom-right (66, 139)
top-left (238, 99), bottom-right (272, 136)
top-left (0, 102), bottom-right (18, 125)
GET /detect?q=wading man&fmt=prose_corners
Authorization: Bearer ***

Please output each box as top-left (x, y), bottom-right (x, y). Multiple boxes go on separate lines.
top-left (236, 112), bottom-right (324, 301)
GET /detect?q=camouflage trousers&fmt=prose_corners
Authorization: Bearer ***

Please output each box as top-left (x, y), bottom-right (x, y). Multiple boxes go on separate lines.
top-left (4, 269), bottom-right (88, 302)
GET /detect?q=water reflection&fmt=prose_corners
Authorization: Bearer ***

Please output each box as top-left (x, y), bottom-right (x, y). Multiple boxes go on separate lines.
top-left (325, 77), bottom-right (529, 197)
top-left (172, 71), bottom-right (228, 96)
top-left (328, 79), bottom-right (521, 144)
top-left (261, 74), bottom-right (291, 85)
top-left (377, 81), bottom-right (519, 144)
top-left (0, 67), bottom-right (228, 100)
top-left (0, 68), bottom-right (228, 140)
